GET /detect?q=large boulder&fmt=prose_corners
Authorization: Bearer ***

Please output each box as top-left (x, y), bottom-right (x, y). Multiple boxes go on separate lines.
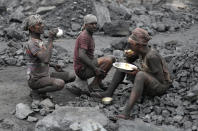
top-left (4, 25), bottom-right (26, 41)
top-left (36, 6), bottom-right (56, 15)
top-left (0, 118), bottom-right (33, 131)
top-left (15, 103), bottom-right (34, 120)
top-left (35, 106), bottom-right (108, 131)
top-left (185, 83), bottom-right (198, 102)
top-left (40, 0), bottom-right (64, 6)
top-left (93, 1), bottom-right (111, 28)
top-left (110, 37), bottom-right (128, 50)
top-left (103, 20), bottom-right (130, 36)
top-left (108, 3), bottom-right (131, 20)
top-left (117, 119), bottom-right (182, 131)
top-left (133, 6), bottom-right (147, 15)
top-left (9, 6), bottom-right (24, 23)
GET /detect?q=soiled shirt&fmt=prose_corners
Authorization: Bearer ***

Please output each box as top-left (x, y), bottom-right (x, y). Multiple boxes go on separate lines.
top-left (74, 30), bottom-right (95, 73)
top-left (25, 40), bottom-right (49, 79)
top-left (141, 48), bottom-right (172, 84)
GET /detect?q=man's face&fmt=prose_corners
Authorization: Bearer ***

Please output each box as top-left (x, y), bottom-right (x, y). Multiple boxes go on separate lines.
top-left (85, 22), bottom-right (98, 33)
top-left (128, 37), bottom-right (148, 55)
top-left (128, 37), bottom-right (137, 51)
top-left (30, 22), bottom-right (44, 34)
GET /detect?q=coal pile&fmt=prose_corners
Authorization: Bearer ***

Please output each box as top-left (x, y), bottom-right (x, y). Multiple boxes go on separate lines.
top-left (0, 0), bottom-right (94, 41)
top-left (0, 0), bottom-right (94, 67)
top-left (43, 0), bottom-right (93, 37)
top-left (0, 0), bottom-right (198, 68)
top-left (64, 41), bottom-right (198, 130)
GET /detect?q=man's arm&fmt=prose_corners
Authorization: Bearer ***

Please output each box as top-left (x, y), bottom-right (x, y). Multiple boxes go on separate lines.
top-left (79, 48), bottom-right (105, 77)
top-left (146, 54), bottom-right (161, 74)
top-left (36, 38), bottom-right (53, 63)
top-left (36, 29), bottom-right (58, 63)
top-left (79, 48), bottom-right (96, 70)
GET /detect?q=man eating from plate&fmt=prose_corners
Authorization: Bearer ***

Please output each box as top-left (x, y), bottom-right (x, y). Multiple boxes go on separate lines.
top-left (91, 28), bottom-right (172, 120)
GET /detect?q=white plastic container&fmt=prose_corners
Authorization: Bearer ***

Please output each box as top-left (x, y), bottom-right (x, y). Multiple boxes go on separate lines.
top-left (56, 28), bottom-right (63, 37)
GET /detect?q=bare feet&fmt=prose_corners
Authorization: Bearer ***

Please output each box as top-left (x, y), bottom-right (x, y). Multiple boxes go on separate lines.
top-left (30, 90), bottom-right (52, 100)
top-left (116, 114), bottom-right (130, 120)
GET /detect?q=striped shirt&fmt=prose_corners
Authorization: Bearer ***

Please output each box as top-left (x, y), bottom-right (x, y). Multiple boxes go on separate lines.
top-left (74, 30), bottom-right (95, 73)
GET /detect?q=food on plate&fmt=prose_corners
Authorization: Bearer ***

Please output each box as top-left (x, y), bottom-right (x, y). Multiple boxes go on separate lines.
top-left (124, 49), bottom-right (134, 56)
top-left (125, 63), bottom-right (131, 70)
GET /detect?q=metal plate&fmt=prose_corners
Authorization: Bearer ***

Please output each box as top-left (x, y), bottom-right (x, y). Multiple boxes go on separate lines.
top-left (113, 62), bottom-right (137, 72)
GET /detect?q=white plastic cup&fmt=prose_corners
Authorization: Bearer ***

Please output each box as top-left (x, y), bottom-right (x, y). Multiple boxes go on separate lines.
top-left (56, 28), bottom-right (63, 37)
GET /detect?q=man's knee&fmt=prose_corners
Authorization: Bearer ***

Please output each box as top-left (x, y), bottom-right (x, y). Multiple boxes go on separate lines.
top-left (106, 56), bottom-right (116, 65)
top-left (135, 71), bottom-right (147, 80)
top-left (68, 72), bottom-right (76, 82)
top-left (53, 79), bottom-right (65, 90)
top-left (109, 56), bottom-right (116, 63)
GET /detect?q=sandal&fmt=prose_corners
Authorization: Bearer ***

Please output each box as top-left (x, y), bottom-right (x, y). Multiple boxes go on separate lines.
top-left (88, 84), bottom-right (104, 92)
top-left (90, 92), bottom-right (104, 98)
top-left (67, 85), bottom-right (82, 96)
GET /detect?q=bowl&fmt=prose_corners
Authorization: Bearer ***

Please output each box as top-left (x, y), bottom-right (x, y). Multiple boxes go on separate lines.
top-left (113, 62), bottom-right (137, 73)
top-left (102, 97), bottom-right (113, 105)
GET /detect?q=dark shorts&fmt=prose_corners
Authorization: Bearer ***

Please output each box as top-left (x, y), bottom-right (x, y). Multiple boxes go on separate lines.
top-left (143, 74), bottom-right (171, 96)
top-left (128, 72), bottom-right (171, 96)
top-left (28, 71), bottom-right (74, 90)
top-left (76, 58), bottom-right (98, 80)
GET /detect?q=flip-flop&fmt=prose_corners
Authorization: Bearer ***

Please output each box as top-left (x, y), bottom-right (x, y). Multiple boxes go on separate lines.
top-left (88, 85), bottom-right (104, 92)
top-left (67, 85), bottom-right (82, 96)
top-left (90, 92), bottom-right (104, 98)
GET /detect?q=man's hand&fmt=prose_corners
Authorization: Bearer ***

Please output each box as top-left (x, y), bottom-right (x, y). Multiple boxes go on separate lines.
top-left (54, 64), bottom-right (64, 72)
top-left (48, 28), bottom-right (58, 40)
top-left (126, 69), bottom-right (139, 76)
top-left (94, 67), bottom-right (106, 78)
top-left (124, 49), bottom-right (134, 57)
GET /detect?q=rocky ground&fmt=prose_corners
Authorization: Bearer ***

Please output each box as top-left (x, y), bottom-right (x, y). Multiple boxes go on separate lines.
top-left (0, 0), bottom-right (198, 131)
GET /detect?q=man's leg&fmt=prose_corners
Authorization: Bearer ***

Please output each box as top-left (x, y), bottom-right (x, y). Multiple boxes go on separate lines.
top-left (31, 77), bottom-right (65, 93)
top-left (29, 76), bottom-right (65, 100)
top-left (89, 56), bottom-right (115, 91)
top-left (118, 71), bottom-right (148, 119)
top-left (91, 70), bottom-right (125, 98)
top-left (98, 56), bottom-right (116, 73)
top-left (50, 71), bottom-right (76, 83)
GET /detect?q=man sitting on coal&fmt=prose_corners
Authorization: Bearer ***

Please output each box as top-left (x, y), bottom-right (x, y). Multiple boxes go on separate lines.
top-left (73, 14), bottom-right (115, 94)
top-left (91, 28), bottom-right (172, 119)
top-left (24, 14), bottom-right (76, 100)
